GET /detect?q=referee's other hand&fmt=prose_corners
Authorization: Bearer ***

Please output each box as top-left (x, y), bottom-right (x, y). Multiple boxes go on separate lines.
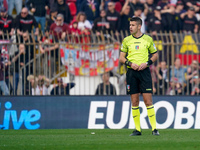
top-left (131, 63), bottom-right (139, 70)
top-left (138, 63), bottom-right (148, 71)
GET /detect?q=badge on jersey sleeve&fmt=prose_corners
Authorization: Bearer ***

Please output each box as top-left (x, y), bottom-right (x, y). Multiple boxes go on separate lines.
top-left (153, 43), bottom-right (157, 50)
top-left (121, 44), bottom-right (123, 49)
top-left (127, 85), bottom-right (130, 92)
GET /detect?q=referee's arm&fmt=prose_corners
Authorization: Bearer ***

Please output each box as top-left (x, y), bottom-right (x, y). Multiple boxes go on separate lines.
top-left (119, 52), bottom-right (127, 64)
top-left (119, 52), bottom-right (139, 70)
top-left (150, 52), bottom-right (158, 64)
top-left (138, 52), bottom-right (158, 71)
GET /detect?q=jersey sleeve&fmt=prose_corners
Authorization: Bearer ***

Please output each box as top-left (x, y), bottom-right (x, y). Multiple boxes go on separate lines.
top-left (148, 37), bottom-right (157, 54)
top-left (121, 39), bottom-right (128, 53)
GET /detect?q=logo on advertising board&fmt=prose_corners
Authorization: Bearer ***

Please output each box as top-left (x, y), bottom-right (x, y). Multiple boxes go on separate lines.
top-left (0, 101), bottom-right (41, 130)
top-left (1, 97), bottom-right (200, 130)
top-left (88, 100), bottom-right (200, 129)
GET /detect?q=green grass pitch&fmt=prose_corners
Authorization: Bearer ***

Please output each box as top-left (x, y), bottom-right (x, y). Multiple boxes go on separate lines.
top-left (0, 129), bottom-right (200, 150)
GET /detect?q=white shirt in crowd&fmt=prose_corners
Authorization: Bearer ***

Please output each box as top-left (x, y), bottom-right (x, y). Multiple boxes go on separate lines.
top-left (32, 85), bottom-right (49, 95)
top-left (78, 20), bottom-right (92, 31)
top-left (132, 13), bottom-right (146, 33)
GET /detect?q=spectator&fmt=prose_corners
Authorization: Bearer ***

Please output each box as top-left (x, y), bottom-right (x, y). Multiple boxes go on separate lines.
top-left (76, 12), bottom-right (92, 33)
top-left (128, 0), bottom-right (144, 17)
top-left (132, 6), bottom-right (148, 33)
top-left (26, 0), bottom-right (49, 33)
top-left (118, 73), bottom-right (126, 95)
top-left (157, 0), bottom-right (169, 10)
top-left (182, 0), bottom-right (200, 12)
top-left (0, 7), bottom-right (14, 39)
top-left (160, 3), bottom-right (176, 32)
top-left (0, 0), bottom-right (8, 10)
top-left (0, 45), bottom-right (12, 95)
top-left (185, 60), bottom-right (200, 94)
top-left (106, 1), bottom-right (121, 35)
top-left (180, 6), bottom-right (198, 33)
top-left (95, 72), bottom-right (117, 95)
top-left (146, 0), bottom-right (156, 17)
top-left (8, 0), bottom-right (22, 16)
top-left (190, 76), bottom-right (200, 95)
top-left (50, 13), bottom-right (71, 41)
top-left (0, 52), bottom-right (9, 95)
top-left (50, 77), bottom-right (75, 95)
top-left (11, 42), bottom-right (33, 95)
top-left (99, 0), bottom-right (111, 11)
top-left (39, 31), bottom-right (58, 78)
top-left (70, 20), bottom-right (82, 43)
top-left (70, 20), bottom-right (81, 34)
top-left (145, 0), bottom-right (156, 31)
top-left (120, 0), bottom-right (132, 34)
top-left (170, 1), bottom-right (186, 32)
top-left (11, 44), bottom-right (25, 95)
top-left (157, 61), bottom-right (169, 95)
top-left (30, 75), bottom-right (50, 95)
top-left (15, 7), bottom-right (39, 36)
top-left (168, 58), bottom-right (187, 95)
top-left (27, 75), bottom-right (37, 95)
top-left (22, 32), bottom-right (34, 61)
top-left (22, 33), bottom-right (34, 95)
top-left (79, 0), bottom-right (100, 23)
top-left (76, 12), bottom-right (92, 43)
top-left (49, 0), bottom-right (55, 9)
top-left (54, 0), bottom-right (72, 24)
top-left (46, 7), bottom-right (58, 31)
top-left (92, 9), bottom-right (110, 36)
top-left (171, 58), bottom-right (187, 84)
top-left (176, 1), bottom-right (186, 14)
top-left (150, 64), bottom-right (158, 94)
top-left (146, 6), bottom-right (167, 34)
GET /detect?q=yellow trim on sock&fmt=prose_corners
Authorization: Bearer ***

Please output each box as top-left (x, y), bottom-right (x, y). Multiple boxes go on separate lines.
top-left (147, 105), bottom-right (154, 109)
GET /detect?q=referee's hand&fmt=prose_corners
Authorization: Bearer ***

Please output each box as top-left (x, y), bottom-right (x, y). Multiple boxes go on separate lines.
top-left (138, 63), bottom-right (147, 71)
top-left (130, 63), bottom-right (139, 70)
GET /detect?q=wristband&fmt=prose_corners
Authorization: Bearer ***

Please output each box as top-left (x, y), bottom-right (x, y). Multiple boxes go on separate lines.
top-left (146, 60), bottom-right (153, 66)
top-left (125, 60), bottom-right (132, 67)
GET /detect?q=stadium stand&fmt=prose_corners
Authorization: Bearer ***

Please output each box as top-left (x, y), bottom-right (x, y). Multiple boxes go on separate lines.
top-left (0, 0), bottom-right (199, 96)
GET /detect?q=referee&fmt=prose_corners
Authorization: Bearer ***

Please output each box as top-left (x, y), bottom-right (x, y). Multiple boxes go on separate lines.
top-left (119, 17), bottom-right (159, 136)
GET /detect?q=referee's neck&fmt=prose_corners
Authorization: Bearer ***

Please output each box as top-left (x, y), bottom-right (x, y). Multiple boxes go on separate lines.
top-left (132, 31), bottom-right (143, 38)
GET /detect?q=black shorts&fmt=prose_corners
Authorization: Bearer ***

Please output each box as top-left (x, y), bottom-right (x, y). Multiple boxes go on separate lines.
top-left (126, 67), bottom-right (153, 94)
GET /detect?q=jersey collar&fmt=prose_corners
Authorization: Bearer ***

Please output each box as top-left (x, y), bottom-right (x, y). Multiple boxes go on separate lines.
top-left (132, 34), bottom-right (144, 39)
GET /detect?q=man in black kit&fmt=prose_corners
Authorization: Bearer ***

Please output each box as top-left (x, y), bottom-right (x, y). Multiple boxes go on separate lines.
top-left (180, 6), bottom-right (198, 33)
top-left (15, 7), bottom-right (39, 36)
top-left (0, 7), bottom-right (14, 39)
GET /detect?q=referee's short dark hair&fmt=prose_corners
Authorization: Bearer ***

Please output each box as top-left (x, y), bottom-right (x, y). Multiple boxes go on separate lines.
top-left (130, 17), bottom-right (142, 25)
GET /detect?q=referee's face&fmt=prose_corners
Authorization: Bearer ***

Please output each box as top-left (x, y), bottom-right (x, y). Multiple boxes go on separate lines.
top-left (130, 21), bottom-right (141, 35)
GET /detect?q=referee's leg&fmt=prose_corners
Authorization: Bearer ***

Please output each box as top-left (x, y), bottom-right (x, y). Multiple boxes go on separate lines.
top-left (130, 94), bottom-right (141, 132)
top-left (143, 93), bottom-right (159, 135)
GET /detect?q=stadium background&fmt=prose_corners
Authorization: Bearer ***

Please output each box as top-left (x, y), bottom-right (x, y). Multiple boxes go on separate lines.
top-left (0, 1), bottom-right (200, 149)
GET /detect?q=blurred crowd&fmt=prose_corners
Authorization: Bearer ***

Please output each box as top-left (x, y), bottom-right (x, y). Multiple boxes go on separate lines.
top-left (150, 58), bottom-right (200, 96)
top-left (1, 0), bottom-right (200, 38)
top-left (0, 0), bottom-right (199, 96)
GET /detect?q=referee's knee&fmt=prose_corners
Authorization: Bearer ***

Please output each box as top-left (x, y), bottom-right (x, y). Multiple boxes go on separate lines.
top-left (145, 103), bottom-right (153, 107)
top-left (131, 99), bottom-right (139, 106)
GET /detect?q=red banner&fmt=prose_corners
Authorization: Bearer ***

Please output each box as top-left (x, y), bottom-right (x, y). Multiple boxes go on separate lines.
top-left (60, 43), bottom-right (120, 76)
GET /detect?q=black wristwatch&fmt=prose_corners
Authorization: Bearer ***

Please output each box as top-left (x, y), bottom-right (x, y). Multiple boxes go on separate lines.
top-left (125, 60), bottom-right (132, 67)
top-left (146, 60), bottom-right (153, 66)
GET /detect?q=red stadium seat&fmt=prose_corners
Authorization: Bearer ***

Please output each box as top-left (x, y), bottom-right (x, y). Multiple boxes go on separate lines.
top-left (115, 2), bottom-right (122, 13)
top-left (68, 2), bottom-right (77, 17)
